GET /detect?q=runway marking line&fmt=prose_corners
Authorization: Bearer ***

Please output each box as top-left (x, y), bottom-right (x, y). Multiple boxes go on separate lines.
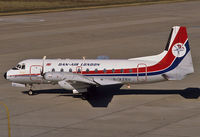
top-left (0, 101), bottom-right (11, 137)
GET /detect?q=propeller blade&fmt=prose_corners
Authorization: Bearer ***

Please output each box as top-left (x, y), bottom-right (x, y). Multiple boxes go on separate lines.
top-left (41, 56), bottom-right (46, 76)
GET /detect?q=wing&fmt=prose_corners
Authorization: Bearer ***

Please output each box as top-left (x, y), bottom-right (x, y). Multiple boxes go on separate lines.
top-left (44, 72), bottom-right (122, 93)
top-left (58, 79), bottom-right (93, 93)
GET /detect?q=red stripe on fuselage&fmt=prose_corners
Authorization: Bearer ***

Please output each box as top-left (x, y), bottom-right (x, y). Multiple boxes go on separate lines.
top-left (8, 74), bottom-right (40, 77)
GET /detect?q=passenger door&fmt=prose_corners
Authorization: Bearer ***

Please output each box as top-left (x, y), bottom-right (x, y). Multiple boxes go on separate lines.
top-left (30, 65), bottom-right (43, 81)
top-left (137, 63), bottom-right (147, 82)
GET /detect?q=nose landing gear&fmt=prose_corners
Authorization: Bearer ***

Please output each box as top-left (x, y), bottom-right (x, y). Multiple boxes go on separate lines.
top-left (28, 90), bottom-right (34, 96)
top-left (27, 84), bottom-right (35, 96)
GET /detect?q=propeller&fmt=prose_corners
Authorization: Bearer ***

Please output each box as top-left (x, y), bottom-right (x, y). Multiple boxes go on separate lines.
top-left (41, 56), bottom-right (46, 77)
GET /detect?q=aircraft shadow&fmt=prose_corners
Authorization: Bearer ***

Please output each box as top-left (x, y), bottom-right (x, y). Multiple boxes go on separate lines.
top-left (22, 86), bottom-right (200, 107)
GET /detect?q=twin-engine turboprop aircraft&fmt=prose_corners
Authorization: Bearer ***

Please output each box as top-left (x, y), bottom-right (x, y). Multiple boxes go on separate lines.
top-left (4, 26), bottom-right (194, 98)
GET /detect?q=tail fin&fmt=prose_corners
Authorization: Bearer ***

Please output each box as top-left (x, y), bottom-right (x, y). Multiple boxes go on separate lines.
top-left (163, 26), bottom-right (194, 80)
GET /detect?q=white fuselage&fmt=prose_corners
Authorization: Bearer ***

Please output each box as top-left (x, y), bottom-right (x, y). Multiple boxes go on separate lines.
top-left (6, 56), bottom-right (166, 85)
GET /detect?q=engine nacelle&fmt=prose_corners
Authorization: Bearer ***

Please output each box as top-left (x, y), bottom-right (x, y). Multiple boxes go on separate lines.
top-left (44, 72), bottom-right (94, 84)
top-left (12, 82), bottom-right (26, 88)
top-left (44, 72), bottom-right (74, 82)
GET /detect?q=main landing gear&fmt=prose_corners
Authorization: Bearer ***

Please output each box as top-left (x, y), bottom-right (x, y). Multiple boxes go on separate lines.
top-left (81, 92), bottom-right (89, 100)
top-left (80, 86), bottom-right (97, 100)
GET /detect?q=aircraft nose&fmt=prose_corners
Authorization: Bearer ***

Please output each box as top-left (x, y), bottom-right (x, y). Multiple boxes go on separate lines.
top-left (4, 72), bottom-right (7, 79)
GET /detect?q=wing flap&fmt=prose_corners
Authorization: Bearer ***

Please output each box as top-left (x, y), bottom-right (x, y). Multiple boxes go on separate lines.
top-left (58, 80), bottom-right (90, 93)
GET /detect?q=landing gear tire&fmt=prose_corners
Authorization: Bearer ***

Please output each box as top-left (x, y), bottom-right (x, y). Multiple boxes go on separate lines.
top-left (81, 92), bottom-right (89, 100)
top-left (28, 90), bottom-right (34, 96)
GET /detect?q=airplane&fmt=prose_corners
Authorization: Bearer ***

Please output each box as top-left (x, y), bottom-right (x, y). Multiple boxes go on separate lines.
top-left (4, 26), bottom-right (194, 99)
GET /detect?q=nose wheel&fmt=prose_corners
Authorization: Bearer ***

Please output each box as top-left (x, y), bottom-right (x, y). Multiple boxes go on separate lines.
top-left (27, 84), bottom-right (35, 96)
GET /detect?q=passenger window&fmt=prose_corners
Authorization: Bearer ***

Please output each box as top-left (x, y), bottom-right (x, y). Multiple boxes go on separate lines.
top-left (77, 68), bottom-right (81, 73)
top-left (103, 68), bottom-right (107, 73)
top-left (86, 68), bottom-right (89, 73)
top-left (95, 68), bottom-right (98, 73)
top-left (60, 68), bottom-right (64, 72)
top-left (52, 68), bottom-right (55, 72)
top-left (129, 69), bottom-right (133, 73)
top-left (120, 69), bottom-right (124, 73)
top-left (69, 68), bottom-right (72, 72)
top-left (112, 69), bottom-right (115, 73)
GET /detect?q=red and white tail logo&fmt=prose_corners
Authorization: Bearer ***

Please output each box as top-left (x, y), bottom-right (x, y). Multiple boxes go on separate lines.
top-left (163, 26), bottom-right (194, 80)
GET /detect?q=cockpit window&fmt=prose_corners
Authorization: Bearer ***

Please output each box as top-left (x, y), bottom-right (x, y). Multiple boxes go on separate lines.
top-left (12, 64), bottom-right (20, 70)
top-left (12, 64), bottom-right (25, 70)
top-left (17, 64), bottom-right (21, 69)
top-left (12, 67), bottom-right (18, 70)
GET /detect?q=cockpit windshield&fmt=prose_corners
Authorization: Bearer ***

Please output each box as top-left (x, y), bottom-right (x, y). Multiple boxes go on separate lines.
top-left (12, 64), bottom-right (25, 70)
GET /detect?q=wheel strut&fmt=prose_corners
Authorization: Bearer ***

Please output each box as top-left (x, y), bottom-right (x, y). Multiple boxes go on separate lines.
top-left (28, 84), bottom-right (34, 96)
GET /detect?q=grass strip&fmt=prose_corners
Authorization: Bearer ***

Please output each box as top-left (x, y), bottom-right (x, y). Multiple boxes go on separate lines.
top-left (0, 0), bottom-right (198, 16)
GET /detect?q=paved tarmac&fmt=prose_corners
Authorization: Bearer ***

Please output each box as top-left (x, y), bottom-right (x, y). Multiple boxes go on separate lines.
top-left (0, 1), bottom-right (200, 137)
